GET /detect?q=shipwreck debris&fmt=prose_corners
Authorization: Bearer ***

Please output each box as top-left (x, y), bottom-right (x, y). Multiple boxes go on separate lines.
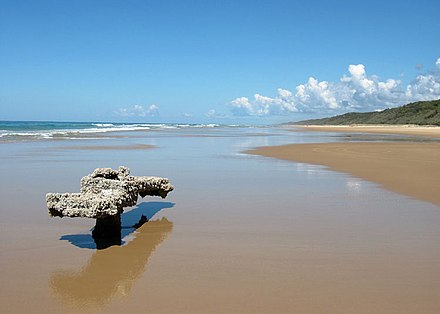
top-left (46, 166), bottom-right (174, 247)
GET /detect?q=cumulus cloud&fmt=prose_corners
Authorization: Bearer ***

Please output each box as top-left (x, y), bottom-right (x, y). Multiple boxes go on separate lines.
top-left (405, 74), bottom-right (440, 101)
top-left (295, 78), bottom-right (339, 110)
top-left (229, 89), bottom-right (298, 116)
top-left (114, 104), bottom-right (159, 117)
top-left (229, 58), bottom-right (440, 116)
top-left (205, 109), bottom-right (226, 118)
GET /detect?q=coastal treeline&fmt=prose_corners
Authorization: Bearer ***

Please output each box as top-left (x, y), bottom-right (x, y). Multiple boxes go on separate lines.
top-left (294, 99), bottom-right (440, 126)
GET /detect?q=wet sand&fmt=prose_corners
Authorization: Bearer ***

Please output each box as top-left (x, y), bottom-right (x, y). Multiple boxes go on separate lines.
top-left (293, 124), bottom-right (440, 138)
top-left (248, 142), bottom-right (440, 207)
top-left (54, 144), bottom-right (154, 150)
top-left (1, 127), bottom-right (440, 313)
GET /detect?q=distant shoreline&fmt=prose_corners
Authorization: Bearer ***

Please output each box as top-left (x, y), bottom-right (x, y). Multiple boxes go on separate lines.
top-left (291, 100), bottom-right (440, 126)
top-left (290, 124), bottom-right (440, 138)
top-left (249, 124), bottom-right (440, 206)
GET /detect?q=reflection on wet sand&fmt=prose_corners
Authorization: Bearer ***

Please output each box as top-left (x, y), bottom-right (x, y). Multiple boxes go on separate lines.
top-left (50, 217), bottom-right (173, 308)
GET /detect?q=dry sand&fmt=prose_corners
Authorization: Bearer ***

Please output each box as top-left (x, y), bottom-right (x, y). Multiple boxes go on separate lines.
top-left (293, 124), bottom-right (440, 138)
top-left (248, 141), bottom-right (440, 207)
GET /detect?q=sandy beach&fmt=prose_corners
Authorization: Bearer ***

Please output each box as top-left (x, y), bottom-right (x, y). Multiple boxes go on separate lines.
top-left (293, 124), bottom-right (440, 138)
top-left (54, 144), bottom-right (155, 150)
top-left (1, 126), bottom-right (440, 313)
top-left (248, 141), bottom-right (440, 207)
top-left (2, 0), bottom-right (439, 312)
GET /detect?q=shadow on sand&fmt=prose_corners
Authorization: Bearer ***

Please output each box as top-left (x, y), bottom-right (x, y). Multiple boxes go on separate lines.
top-left (50, 202), bottom-right (174, 308)
top-left (60, 201), bottom-right (175, 249)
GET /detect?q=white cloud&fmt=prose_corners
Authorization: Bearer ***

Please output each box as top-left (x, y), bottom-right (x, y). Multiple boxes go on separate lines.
top-left (405, 74), bottom-right (440, 100)
top-left (229, 89), bottom-right (298, 116)
top-left (277, 88), bottom-right (292, 98)
top-left (114, 104), bottom-right (159, 117)
top-left (229, 58), bottom-right (440, 116)
top-left (348, 64), bottom-right (366, 77)
top-left (295, 77), bottom-right (339, 110)
top-left (206, 109), bottom-right (226, 118)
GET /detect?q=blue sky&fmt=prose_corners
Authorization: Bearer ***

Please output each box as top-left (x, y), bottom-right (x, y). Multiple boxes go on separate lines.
top-left (1, 0), bottom-right (439, 124)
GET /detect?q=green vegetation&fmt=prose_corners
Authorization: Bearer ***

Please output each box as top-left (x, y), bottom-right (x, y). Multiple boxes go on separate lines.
top-left (293, 99), bottom-right (440, 126)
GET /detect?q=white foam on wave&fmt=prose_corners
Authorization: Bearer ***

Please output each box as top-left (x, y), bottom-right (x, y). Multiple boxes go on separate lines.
top-left (92, 123), bottom-right (115, 127)
top-left (0, 125), bottom-right (156, 139)
top-left (0, 123), bottom-right (239, 141)
top-left (192, 124), bottom-right (220, 128)
top-left (0, 132), bottom-right (52, 138)
top-left (60, 125), bottom-right (152, 134)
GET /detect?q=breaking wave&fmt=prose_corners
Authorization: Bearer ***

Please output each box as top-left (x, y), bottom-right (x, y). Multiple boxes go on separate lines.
top-left (0, 122), bottom-right (229, 142)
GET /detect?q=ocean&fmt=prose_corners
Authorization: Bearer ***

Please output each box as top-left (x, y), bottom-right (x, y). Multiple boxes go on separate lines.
top-left (0, 120), bottom-right (234, 142)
